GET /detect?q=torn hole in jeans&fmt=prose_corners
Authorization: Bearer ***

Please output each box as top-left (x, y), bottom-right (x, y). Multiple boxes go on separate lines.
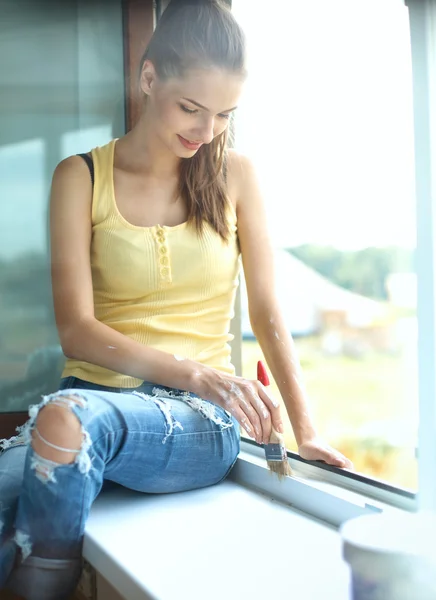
top-left (2, 390), bottom-right (93, 485)
top-left (133, 388), bottom-right (233, 444)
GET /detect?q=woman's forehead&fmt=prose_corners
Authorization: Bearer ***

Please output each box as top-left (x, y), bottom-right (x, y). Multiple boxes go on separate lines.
top-left (163, 68), bottom-right (244, 110)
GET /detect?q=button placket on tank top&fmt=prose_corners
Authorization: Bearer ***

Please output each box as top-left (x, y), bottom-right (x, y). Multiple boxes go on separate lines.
top-left (154, 225), bottom-right (172, 284)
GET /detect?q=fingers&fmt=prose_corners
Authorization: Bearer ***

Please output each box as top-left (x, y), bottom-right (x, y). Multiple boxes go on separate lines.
top-left (256, 382), bottom-right (284, 435)
top-left (244, 383), bottom-right (271, 444)
top-left (339, 456), bottom-right (354, 470)
top-left (300, 442), bottom-right (354, 470)
top-left (328, 454), bottom-right (347, 468)
top-left (221, 378), bottom-right (283, 445)
top-left (226, 381), bottom-right (263, 443)
top-left (329, 456), bottom-right (353, 469)
top-left (324, 447), bottom-right (353, 469)
top-left (232, 406), bottom-right (255, 439)
top-left (239, 395), bottom-right (263, 444)
top-left (228, 402), bottom-right (261, 442)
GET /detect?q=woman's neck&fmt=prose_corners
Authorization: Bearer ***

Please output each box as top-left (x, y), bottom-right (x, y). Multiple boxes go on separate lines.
top-left (119, 113), bottom-right (180, 179)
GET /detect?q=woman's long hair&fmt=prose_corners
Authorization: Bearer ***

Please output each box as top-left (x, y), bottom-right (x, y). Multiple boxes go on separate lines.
top-left (139, 0), bottom-right (246, 241)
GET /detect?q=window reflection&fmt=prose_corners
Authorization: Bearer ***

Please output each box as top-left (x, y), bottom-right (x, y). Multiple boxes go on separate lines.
top-left (233, 0), bottom-right (417, 488)
top-left (0, 0), bottom-right (124, 413)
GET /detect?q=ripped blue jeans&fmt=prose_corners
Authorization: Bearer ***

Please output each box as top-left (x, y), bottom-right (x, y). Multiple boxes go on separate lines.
top-left (0, 377), bottom-right (240, 599)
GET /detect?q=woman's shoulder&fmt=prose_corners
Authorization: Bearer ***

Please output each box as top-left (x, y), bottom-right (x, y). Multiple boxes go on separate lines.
top-left (51, 152), bottom-right (96, 206)
top-left (52, 154), bottom-right (91, 183)
top-left (226, 148), bottom-right (253, 177)
top-left (54, 138), bottom-right (115, 172)
top-left (226, 149), bottom-right (257, 210)
top-left (53, 138), bottom-right (117, 184)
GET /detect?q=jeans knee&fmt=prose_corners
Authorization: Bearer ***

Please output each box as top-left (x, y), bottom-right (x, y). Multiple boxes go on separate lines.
top-left (32, 401), bottom-right (83, 464)
top-left (21, 391), bottom-right (93, 483)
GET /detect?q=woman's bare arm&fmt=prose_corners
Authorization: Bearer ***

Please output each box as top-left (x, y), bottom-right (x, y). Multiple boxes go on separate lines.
top-left (230, 151), bottom-right (318, 446)
top-left (231, 151), bottom-right (352, 466)
top-left (50, 156), bottom-right (200, 391)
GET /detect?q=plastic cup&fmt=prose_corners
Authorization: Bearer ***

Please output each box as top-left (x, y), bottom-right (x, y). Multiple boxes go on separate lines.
top-left (340, 511), bottom-right (436, 600)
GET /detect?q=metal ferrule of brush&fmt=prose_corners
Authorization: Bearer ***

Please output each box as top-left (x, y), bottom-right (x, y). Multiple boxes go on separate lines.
top-left (264, 443), bottom-right (288, 462)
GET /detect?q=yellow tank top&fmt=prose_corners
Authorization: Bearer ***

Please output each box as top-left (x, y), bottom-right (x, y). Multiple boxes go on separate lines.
top-left (62, 139), bottom-right (241, 388)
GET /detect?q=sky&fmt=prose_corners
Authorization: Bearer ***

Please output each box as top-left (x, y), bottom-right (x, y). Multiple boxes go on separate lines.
top-left (232, 0), bottom-right (416, 250)
top-left (0, 0), bottom-right (417, 260)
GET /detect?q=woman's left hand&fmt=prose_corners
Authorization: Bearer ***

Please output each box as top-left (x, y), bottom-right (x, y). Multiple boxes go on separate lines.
top-left (298, 438), bottom-right (353, 470)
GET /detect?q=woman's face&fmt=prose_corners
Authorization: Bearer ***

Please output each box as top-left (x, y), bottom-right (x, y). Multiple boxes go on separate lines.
top-left (141, 64), bottom-right (244, 157)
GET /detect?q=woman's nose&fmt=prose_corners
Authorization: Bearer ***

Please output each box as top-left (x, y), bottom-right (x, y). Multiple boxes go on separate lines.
top-left (197, 116), bottom-right (215, 144)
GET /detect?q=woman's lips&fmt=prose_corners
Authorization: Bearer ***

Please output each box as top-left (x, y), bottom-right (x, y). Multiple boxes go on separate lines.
top-left (177, 135), bottom-right (203, 150)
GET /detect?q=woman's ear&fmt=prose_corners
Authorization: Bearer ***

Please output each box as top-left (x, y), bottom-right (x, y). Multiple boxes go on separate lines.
top-left (140, 60), bottom-right (156, 95)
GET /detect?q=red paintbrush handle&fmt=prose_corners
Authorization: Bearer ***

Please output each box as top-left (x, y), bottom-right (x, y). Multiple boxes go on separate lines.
top-left (257, 360), bottom-right (270, 386)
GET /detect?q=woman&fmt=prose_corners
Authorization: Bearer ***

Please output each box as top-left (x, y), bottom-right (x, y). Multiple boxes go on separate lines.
top-left (1, 0), bottom-right (351, 597)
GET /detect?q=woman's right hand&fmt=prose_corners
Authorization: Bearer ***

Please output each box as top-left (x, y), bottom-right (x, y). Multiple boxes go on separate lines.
top-left (190, 366), bottom-right (285, 445)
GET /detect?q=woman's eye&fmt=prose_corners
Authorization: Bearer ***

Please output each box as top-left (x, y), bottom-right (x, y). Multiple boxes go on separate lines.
top-left (179, 103), bottom-right (230, 119)
top-left (180, 104), bottom-right (197, 114)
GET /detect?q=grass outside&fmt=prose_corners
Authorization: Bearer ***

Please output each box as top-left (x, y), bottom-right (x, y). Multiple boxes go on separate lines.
top-left (0, 316), bottom-right (418, 489)
top-left (241, 337), bottom-right (418, 490)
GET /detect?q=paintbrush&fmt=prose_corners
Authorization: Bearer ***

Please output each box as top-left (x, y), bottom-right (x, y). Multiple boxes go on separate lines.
top-left (257, 360), bottom-right (292, 479)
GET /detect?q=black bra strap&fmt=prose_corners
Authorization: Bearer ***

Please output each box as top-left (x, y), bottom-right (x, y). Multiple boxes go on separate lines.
top-left (77, 153), bottom-right (94, 187)
top-left (78, 150), bottom-right (225, 188)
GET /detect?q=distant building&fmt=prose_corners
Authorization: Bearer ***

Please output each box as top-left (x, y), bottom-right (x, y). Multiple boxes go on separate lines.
top-left (240, 249), bottom-right (390, 340)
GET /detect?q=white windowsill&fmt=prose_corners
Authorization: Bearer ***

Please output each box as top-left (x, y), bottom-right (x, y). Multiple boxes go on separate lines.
top-left (84, 466), bottom-right (351, 600)
top-left (233, 444), bottom-right (415, 521)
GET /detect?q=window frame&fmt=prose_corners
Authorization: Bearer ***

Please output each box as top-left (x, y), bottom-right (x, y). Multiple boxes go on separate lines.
top-left (123, 0), bottom-right (155, 130)
top-left (405, 0), bottom-right (436, 512)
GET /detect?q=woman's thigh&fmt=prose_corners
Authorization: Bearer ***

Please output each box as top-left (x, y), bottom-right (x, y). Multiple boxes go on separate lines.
top-left (0, 443), bottom-right (27, 583)
top-left (0, 443), bottom-right (27, 534)
top-left (104, 390), bottom-right (241, 494)
top-left (34, 383), bottom-right (241, 495)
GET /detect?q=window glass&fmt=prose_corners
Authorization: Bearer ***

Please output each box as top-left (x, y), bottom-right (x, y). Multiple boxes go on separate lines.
top-left (0, 0), bottom-right (125, 412)
top-left (232, 0), bottom-right (417, 489)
